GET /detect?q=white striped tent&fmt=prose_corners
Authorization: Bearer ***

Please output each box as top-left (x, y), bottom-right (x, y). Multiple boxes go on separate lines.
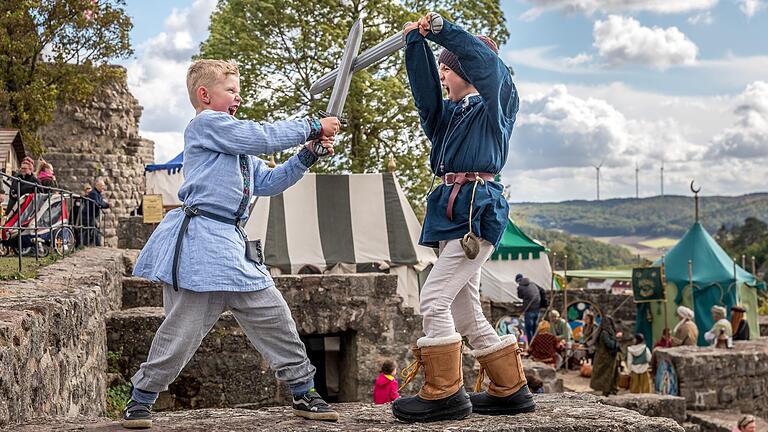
top-left (244, 173), bottom-right (436, 307)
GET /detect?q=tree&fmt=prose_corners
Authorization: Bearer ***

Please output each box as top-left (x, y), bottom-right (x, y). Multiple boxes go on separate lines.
top-left (0, 0), bottom-right (133, 155)
top-left (198, 0), bottom-right (508, 215)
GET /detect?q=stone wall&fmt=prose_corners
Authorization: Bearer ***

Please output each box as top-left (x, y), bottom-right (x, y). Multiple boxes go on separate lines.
top-left (38, 67), bottom-right (154, 247)
top-left (0, 248), bottom-right (128, 427)
top-left (654, 341), bottom-right (768, 419)
top-left (111, 274), bottom-right (563, 410)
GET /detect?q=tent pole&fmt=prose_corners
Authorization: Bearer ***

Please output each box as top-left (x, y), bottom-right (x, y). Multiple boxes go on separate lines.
top-left (688, 260), bottom-right (693, 297)
top-left (752, 256), bottom-right (757, 277)
top-left (662, 255), bottom-right (668, 331)
top-left (563, 254), bottom-right (568, 317)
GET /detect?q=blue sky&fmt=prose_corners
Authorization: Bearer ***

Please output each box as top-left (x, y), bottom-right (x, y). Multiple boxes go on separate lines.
top-left (122, 0), bottom-right (768, 202)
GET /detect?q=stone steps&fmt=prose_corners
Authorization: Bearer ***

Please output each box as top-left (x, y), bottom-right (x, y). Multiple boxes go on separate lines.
top-left (9, 394), bottom-right (686, 431)
top-left (121, 276), bottom-right (163, 308)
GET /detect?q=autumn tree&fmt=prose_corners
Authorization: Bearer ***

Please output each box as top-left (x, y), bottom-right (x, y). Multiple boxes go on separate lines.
top-left (0, 0), bottom-right (133, 155)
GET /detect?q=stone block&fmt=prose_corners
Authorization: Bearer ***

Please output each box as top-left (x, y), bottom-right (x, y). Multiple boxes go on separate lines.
top-left (0, 248), bottom-right (127, 427)
top-left (602, 393), bottom-right (687, 424)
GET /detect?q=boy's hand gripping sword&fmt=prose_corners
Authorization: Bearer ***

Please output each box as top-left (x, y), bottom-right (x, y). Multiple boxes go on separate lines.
top-left (312, 18), bottom-right (363, 156)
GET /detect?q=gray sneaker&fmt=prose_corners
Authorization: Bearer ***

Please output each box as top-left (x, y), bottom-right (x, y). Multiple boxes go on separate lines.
top-left (122, 400), bottom-right (152, 429)
top-left (292, 390), bottom-right (339, 421)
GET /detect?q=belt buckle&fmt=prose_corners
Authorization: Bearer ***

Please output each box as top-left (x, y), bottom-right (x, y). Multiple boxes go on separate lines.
top-left (183, 205), bottom-right (198, 217)
top-left (444, 172), bottom-right (456, 186)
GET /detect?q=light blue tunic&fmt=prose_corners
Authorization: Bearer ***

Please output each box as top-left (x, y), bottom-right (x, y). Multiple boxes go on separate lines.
top-left (133, 110), bottom-right (313, 292)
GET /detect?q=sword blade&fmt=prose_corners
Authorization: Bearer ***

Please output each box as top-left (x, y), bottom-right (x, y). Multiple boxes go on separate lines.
top-left (311, 30), bottom-right (405, 96)
top-left (325, 18), bottom-right (364, 117)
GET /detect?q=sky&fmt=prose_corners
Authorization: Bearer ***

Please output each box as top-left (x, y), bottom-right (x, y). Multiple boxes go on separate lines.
top-left (120, 0), bottom-right (768, 203)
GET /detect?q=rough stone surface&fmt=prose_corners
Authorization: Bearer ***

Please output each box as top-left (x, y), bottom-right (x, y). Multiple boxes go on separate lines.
top-left (654, 340), bottom-right (768, 418)
top-left (7, 394), bottom-right (685, 431)
top-left (117, 216), bottom-right (157, 250)
top-left (760, 316), bottom-right (767, 337)
top-left (602, 393), bottom-right (687, 424)
top-left (38, 67), bottom-right (154, 248)
top-left (0, 248), bottom-right (128, 427)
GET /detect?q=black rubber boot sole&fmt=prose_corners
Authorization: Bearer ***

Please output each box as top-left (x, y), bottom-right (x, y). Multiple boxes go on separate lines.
top-left (392, 388), bottom-right (472, 423)
top-left (470, 385), bottom-right (536, 415)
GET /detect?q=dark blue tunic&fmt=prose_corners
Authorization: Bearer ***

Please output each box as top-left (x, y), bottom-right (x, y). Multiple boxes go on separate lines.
top-left (405, 20), bottom-right (519, 248)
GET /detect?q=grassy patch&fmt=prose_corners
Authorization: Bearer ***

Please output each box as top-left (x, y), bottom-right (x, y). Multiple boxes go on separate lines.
top-left (0, 254), bottom-right (63, 280)
top-left (638, 237), bottom-right (679, 249)
top-left (105, 383), bottom-right (132, 419)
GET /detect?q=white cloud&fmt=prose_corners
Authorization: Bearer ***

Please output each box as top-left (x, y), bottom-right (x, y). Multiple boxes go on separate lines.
top-left (737, 0), bottom-right (766, 17)
top-left (500, 81), bottom-right (761, 201)
top-left (503, 46), bottom-right (597, 74)
top-left (127, 0), bottom-right (217, 162)
top-left (707, 81), bottom-right (768, 159)
top-left (509, 84), bottom-right (633, 170)
top-left (687, 11), bottom-right (714, 24)
top-left (520, 0), bottom-right (718, 20)
top-left (563, 53), bottom-right (594, 67)
top-left (593, 16), bottom-right (698, 69)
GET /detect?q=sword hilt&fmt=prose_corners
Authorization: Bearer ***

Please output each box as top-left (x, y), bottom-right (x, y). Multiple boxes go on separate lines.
top-left (312, 111), bottom-right (347, 157)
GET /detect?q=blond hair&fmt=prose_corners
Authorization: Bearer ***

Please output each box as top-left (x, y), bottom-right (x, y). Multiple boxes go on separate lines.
top-left (186, 60), bottom-right (239, 108)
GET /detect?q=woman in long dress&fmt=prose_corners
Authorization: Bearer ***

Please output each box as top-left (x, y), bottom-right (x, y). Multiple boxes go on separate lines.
top-left (590, 315), bottom-right (621, 396)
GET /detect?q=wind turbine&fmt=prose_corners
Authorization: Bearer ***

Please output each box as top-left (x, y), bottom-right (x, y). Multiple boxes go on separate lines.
top-left (592, 159), bottom-right (605, 201)
top-left (635, 161), bottom-right (639, 199)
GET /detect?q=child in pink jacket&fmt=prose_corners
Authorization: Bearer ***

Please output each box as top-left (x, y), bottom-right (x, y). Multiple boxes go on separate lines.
top-left (373, 359), bottom-right (400, 404)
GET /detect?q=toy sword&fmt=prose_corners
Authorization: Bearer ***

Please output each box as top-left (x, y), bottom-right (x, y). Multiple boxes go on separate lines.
top-left (309, 13), bottom-right (444, 96)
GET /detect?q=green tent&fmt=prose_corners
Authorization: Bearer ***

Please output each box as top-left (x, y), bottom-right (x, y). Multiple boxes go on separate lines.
top-left (481, 220), bottom-right (559, 303)
top-left (637, 222), bottom-right (765, 346)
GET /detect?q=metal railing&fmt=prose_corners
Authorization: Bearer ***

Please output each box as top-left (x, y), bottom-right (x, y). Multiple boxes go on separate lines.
top-left (1, 171), bottom-right (105, 273)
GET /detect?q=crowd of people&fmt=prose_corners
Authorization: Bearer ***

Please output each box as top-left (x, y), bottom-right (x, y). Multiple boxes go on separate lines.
top-left (0, 156), bottom-right (111, 249)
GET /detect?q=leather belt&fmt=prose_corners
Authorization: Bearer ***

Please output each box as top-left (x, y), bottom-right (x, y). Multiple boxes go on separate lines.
top-left (442, 172), bottom-right (494, 220)
top-left (172, 204), bottom-right (245, 291)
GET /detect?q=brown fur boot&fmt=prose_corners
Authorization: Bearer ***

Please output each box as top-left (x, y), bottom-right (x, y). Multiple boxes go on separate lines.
top-left (470, 335), bottom-right (536, 415)
top-left (392, 333), bottom-right (472, 422)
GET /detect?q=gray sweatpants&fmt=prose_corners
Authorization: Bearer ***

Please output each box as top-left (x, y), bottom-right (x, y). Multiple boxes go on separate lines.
top-left (131, 284), bottom-right (315, 394)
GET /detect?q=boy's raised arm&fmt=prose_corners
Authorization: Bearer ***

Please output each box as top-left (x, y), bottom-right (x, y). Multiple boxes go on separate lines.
top-left (405, 26), bottom-right (446, 142)
top-left (426, 19), bottom-right (519, 139)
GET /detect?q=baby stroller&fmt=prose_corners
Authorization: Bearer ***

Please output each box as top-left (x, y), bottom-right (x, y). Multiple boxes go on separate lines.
top-left (1, 192), bottom-right (75, 257)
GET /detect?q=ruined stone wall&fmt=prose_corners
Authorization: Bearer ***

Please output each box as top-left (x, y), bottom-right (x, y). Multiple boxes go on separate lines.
top-left (38, 67), bottom-right (154, 247)
top-left (0, 248), bottom-right (129, 427)
top-left (654, 341), bottom-right (768, 419)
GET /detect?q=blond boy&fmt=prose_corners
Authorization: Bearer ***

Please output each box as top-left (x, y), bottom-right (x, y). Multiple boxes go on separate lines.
top-left (124, 60), bottom-right (340, 428)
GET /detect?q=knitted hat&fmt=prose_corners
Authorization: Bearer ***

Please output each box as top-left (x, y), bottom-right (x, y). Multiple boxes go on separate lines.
top-left (515, 273), bottom-right (524, 282)
top-left (437, 35), bottom-right (499, 83)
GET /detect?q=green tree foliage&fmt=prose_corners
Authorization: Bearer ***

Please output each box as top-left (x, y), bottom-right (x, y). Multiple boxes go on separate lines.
top-left (715, 217), bottom-right (768, 282)
top-left (513, 193), bottom-right (768, 238)
top-left (0, 0), bottom-right (133, 155)
top-left (198, 0), bottom-right (508, 214)
top-left (523, 225), bottom-right (638, 269)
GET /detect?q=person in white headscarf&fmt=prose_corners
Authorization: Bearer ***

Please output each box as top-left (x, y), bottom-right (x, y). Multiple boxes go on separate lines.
top-left (672, 306), bottom-right (699, 346)
top-left (705, 305), bottom-right (732, 348)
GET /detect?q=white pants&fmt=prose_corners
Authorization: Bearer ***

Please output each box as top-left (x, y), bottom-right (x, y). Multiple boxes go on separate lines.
top-left (420, 239), bottom-right (501, 350)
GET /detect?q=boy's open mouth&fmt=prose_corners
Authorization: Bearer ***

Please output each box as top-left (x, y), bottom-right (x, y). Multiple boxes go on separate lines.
top-left (228, 105), bottom-right (238, 115)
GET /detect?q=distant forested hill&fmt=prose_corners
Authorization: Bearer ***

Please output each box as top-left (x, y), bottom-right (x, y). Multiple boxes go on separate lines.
top-left (522, 226), bottom-right (638, 269)
top-left (511, 194), bottom-right (768, 237)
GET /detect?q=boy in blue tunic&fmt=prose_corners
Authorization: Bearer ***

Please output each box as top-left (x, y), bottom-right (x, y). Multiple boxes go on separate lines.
top-left (393, 14), bottom-right (535, 422)
top-left (122, 60), bottom-right (341, 428)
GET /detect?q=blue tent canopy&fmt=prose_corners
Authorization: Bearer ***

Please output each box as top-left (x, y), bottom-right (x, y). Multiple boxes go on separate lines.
top-left (145, 151), bottom-right (183, 174)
